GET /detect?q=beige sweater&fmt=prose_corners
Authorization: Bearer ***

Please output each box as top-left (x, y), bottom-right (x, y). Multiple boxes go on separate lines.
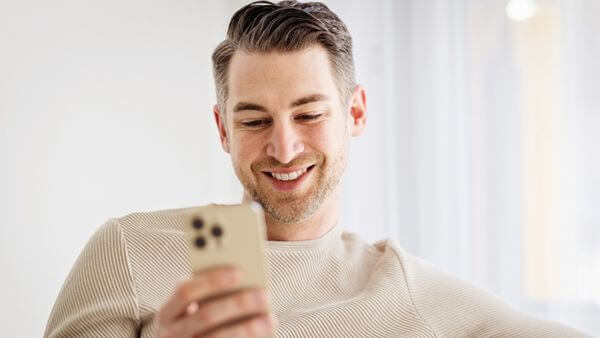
top-left (45, 207), bottom-right (588, 337)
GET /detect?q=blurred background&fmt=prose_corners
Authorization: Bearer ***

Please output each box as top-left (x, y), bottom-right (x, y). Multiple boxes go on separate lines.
top-left (1, 0), bottom-right (598, 336)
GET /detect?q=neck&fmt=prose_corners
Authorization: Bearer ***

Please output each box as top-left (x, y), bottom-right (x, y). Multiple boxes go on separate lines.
top-left (242, 189), bottom-right (340, 241)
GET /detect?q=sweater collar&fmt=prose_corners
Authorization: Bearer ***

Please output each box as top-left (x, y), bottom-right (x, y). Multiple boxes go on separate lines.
top-left (265, 222), bottom-right (342, 252)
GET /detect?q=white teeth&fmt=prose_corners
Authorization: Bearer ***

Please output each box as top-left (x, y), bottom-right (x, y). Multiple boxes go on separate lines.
top-left (270, 167), bottom-right (308, 181)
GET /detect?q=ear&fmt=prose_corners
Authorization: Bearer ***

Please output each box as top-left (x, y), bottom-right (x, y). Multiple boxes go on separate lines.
top-left (213, 104), bottom-right (230, 153)
top-left (347, 84), bottom-right (367, 137)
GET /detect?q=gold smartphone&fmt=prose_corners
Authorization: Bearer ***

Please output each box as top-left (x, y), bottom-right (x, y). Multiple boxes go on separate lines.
top-left (184, 203), bottom-right (269, 291)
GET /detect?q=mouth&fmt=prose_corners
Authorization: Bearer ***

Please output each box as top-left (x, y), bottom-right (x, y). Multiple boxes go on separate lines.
top-left (261, 165), bottom-right (316, 191)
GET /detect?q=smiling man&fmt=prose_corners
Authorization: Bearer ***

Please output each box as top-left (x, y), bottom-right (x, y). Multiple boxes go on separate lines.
top-left (45, 1), bottom-right (587, 337)
top-left (217, 45), bottom-right (362, 241)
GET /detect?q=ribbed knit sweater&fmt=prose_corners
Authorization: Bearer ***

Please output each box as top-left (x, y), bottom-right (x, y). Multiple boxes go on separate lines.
top-left (44, 206), bottom-right (588, 337)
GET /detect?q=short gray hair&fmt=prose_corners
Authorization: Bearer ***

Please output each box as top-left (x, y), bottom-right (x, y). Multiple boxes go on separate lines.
top-left (212, 0), bottom-right (355, 114)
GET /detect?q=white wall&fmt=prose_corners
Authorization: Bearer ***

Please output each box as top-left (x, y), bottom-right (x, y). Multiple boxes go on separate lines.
top-left (1, 1), bottom-right (235, 335)
top-left (0, 1), bottom-right (386, 336)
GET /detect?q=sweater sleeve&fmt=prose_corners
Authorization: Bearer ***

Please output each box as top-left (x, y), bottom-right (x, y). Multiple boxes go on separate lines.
top-left (44, 219), bottom-right (142, 337)
top-left (398, 249), bottom-right (591, 337)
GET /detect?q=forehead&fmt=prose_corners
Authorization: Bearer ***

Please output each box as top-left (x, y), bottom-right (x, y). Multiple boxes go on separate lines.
top-left (227, 46), bottom-right (339, 109)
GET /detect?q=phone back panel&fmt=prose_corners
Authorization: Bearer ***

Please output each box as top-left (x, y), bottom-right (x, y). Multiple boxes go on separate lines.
top-left (184, 203), bottom-right (269, 290)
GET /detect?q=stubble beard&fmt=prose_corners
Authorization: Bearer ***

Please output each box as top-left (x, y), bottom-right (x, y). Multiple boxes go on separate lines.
top-left (234, 145), bottom-right (347, 224)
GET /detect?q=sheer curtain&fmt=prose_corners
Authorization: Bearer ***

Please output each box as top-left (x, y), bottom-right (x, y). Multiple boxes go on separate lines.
top-left (336, 0), bottom-right (599, 334)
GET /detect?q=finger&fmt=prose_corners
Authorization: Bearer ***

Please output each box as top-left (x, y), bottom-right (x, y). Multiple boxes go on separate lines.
top-left (204, 314), bottom-right (274, 338)
top-left (158, 266), bottom-right (241, 326)
top-left (168, 289), bottom-right (269, 337)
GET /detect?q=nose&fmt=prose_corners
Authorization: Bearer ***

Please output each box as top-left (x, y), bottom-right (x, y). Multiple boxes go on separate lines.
top-left (266, 119), bottom-right (305, 164)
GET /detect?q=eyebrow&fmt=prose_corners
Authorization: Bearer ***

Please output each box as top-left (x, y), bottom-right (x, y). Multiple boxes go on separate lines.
top-left (232, 102), bottom-right (268, 113)
top-left (232, 93), bottom-right (329, 113)
top-left (290, 94), bottom-right (329, 107)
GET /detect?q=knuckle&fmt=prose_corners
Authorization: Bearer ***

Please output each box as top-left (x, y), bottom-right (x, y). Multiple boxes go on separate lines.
top-left (174, 283), bottom-right (193, 303)
top-left (195, 306), bottom-right (216, 327)
top-left (207, 272), bottom-right (223, 289)
top-left (236, 291), bottom-right (254, 309)
top-left (208, 267), bottom-right (239, 289)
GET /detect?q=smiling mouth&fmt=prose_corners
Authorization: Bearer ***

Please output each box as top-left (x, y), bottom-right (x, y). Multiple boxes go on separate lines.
top-left (263, 165), bottom-right (315, 182)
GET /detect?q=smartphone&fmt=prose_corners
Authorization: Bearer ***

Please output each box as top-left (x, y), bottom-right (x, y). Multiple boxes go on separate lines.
top-left (184, 203), bottom-right (270, 291)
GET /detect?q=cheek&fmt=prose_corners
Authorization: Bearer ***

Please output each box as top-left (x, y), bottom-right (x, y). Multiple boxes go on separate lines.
top-left (304, 121), bottom-right (345, 154)
top-left (231, 133), bottom-right (264, 166)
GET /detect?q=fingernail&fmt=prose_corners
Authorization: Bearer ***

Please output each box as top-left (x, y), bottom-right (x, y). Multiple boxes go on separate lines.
top-left (185, 301), bottom-right (199, 315)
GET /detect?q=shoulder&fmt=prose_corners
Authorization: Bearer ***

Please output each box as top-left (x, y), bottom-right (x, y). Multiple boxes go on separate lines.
top-left (90, 205), bottom-right (198, 262)
top-left (115, 205), bottom-right (200, 235)
top-left (45, 218), bottom-right (143, 337)
top-left (74, 206), bottom-right (196, 272)
top-left (371, 238), bottom-right (589, 337)
top-left (111, 205), bottom-right (202, 254)
top-left (110, 205), bottom-right (200, 268)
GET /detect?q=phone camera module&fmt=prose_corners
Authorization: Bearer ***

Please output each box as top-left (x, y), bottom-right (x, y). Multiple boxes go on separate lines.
top-left (194, 236), bottom-right (206, 248)
top-left (211, 225), bottom-right (223, 238)
top-left (192, 218), bottom-right (204, 229)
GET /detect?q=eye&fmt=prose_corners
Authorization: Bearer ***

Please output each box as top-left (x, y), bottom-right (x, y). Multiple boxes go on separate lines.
top-left (240, 119), bottom-right (271, 128)
top-left (296, 113), bottom-right (323, 121)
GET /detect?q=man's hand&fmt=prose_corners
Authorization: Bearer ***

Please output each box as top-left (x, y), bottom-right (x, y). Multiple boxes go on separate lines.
top-left (156, 266), bottom-right (275, 338)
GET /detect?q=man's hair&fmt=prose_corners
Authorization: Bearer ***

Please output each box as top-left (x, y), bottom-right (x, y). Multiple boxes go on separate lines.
top-left (212, 0), bottom-right (355, 114)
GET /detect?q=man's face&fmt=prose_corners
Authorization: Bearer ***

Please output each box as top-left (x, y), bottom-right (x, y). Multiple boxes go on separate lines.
top-left (214, 46), bottom-right (363, 224)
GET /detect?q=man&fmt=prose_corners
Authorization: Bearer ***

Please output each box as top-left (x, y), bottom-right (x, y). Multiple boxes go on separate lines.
top-left (45, 1), bottom-right (588, 337)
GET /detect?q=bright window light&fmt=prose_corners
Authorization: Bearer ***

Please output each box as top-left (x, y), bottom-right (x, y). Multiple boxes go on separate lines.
top-left (506, 0), bottom-right (538, 21)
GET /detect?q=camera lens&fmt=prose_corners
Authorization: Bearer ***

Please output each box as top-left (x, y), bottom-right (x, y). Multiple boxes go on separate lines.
top-left (211, 225), bottom-right (223, 238)
top-left (194, 236), bottom-right (206, 248)
top-left (192, 218), bottom-right (204, 229)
